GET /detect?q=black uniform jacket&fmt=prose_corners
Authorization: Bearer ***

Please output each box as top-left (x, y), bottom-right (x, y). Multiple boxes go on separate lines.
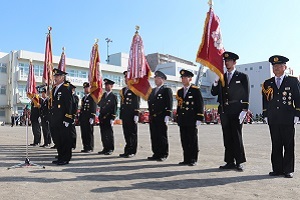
top-left (98, 92), bottom-right (117, 121)
top-left (40, 97), bottom-right (50, 121)
top-left (119, 88), bottom-right (140, 120)
top-left (262, 75), bottom-right (300, 125)
top-left (176, 85), bottom-right (204, 126)
top-left (79, 94), bottom-right (96, 121)
top-left (50, 83), bottom-right (73, 125)
top-left (147, 85), bottom-right (173, 120)
top-left (211, 71), bottom-right (249, 114)
top-left (30, 98), bottom-right (41, 121)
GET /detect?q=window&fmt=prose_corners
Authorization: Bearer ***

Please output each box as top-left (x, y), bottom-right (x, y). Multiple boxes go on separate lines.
top-left (259, 66), bottom-right (262, 69)
top-left (0, 63), bottom-right (7, 73)
top-left (245, 68), bottom-right (248, 71)
top-left (250, 67), bottom-right (253, 70)
top-left (251, 85), bottom-right (254, 88)
top-left (0, 85), bottom-right (6, 95)
top-left (0, 110), bottom-right (5, 117)
top-left (17, 84), bottom-right (27, 98)
top-left (66, 69), bottom-right (88, 78)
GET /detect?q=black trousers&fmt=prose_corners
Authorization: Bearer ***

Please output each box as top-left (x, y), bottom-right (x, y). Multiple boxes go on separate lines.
top-left (99, 120), bottom-right (114, 152)
top-left (220, 113), bottom-right (246, 164)
top-left (122, 119), bottom-right (138, 155)
top-left (50, 124), bottom-right (72, 162)
top-left (80, 120), bottom-right (94, 151)
top-left (269, 124), bottom-right (295, 173)
top-left (31, 120), bottom-right (41, 144)
top-left (41, 119), bottom-right (51, 145)
top-left (149, 117), bottom-right (169, 158)
top-left (70, 123), bottom-right (77, 149)
top-left (179, 125), bottom-right (199, 163)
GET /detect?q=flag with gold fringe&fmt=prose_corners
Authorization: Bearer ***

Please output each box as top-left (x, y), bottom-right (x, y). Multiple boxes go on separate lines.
top-left (42, 27), bottom-right (53, 93)
top-left (26, 60), bottom-right (40, 107)
top-left (196, 3), bottom-right (225, 86)
top-left (127, 26), bottom-right (152, 100)
top-left (88, 40), bottom-right (103, 103)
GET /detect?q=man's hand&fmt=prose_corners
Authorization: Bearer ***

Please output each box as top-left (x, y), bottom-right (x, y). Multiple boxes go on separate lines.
top-left (164, 116), bottom-right (170, 125)
top-left (89, 118), bottom-right (94, 125)
top-left (110, 120), bottom-right (114, 127)
top-left (239, 111), bottom-right (247, 124)
top-left (196, 120), bottom-right (201, 126)
top-left (134, 115), bottom-right (139, 124)
top-left (264, 117), bottom-right (268, 124)
top-left (63, 121), bottom-right (69, 127)
top-left (294, 116), bottom-right (299, 124)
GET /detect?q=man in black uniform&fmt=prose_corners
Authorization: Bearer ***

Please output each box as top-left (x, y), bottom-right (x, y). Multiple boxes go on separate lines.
top-left (79, 82), bottom-right (97, 153)
top-left (147, 71), bottom-right (173, 161)
top-left (211, 51), bottom-right (249, 171)
top-left (119, 71), bottom-right (140, 158)
top-left (98, 79), bottom-right (117, 155)
top-left (176, 69), bottom-right (204, 166)
top-left (262, 55), bottom-right (300, 178)
top-left (50, 68), bottom-right (73, 165)
top-left (69, 83), bottom-right (79, 150)
top-left (39, 88), bottom-right (51, 147)
top-left (30, 97), bottom-right (41, 146)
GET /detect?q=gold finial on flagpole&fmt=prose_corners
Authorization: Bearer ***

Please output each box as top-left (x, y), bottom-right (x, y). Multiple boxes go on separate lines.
top-left (94, 38), bottom-right (99, 44)
top-left (208, 0), bottom-right (213, 8)
top-left (135, 25), bottom-right (140, 34)
top-left (62, 47), bottom-right (65, 53)
top-left (29, 58), bottom-right (32, 63)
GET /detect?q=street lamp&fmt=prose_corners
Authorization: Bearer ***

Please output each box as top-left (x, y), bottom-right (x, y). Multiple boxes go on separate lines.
top-left (105, 38), bottom-right (113, 63)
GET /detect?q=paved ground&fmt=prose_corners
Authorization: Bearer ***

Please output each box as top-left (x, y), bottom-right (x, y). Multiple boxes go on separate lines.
top-left (0, 123), bottom-right (300, 200)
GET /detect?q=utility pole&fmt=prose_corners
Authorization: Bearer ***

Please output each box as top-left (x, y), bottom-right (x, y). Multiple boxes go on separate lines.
top-left (105, 38), bottom-right (113, 63)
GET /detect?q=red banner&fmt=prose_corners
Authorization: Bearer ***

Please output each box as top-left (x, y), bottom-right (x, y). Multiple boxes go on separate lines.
top-left (127, 29), bottom-right (152, 100)
top-left (57, 50), bottom-right (66, 72)
top-left (26, 61), bottom-right (40, 107)
top-left (196, 7), bottom-right (225, 86)
top-left (42, 27), bottom-right (53, 93)
top-left (88, 43), bottom-right (102, 103)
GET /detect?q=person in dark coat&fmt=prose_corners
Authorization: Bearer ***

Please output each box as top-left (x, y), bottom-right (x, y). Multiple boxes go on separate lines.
top-left (176, 69), bottom-right (204, 166)
top-left (69, 83), bottom-right (79, 150)
top-left (98, 79), bottom-right (117, 155)
top-left (262, 55), bottom-right (300, 178)
top-left (211, 51), bottom-right (249, 171)
top-left (147, 71), bottom-right (173, 161)
top-left (79, 82), bottom-right (97, 153)
top-left (30, 98), bottom-right (41, 146)
top-left (49, 68), bottom-right (73, 165)
top-left (39, 88), bottom-right (51, 147)
top-left (119, 71), bottom-right (140, 158)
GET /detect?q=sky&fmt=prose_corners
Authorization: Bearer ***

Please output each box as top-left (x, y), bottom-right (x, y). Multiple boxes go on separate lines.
top-left (1, 0), bottom-right (299, 76)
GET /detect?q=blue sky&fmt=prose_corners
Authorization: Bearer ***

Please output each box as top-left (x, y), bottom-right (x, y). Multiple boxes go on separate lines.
top-left (1, 0), bottom-right (299, 76)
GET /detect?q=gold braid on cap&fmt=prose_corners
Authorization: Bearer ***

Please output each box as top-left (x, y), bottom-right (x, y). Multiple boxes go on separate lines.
top-left (262, 84), bottom-right (273, 101)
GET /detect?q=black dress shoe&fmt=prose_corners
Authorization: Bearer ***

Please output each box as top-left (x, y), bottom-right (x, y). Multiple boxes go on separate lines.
top-left (284, 173), bottom-right (293, 178)
top-left (52, 160), bottom-right (59, 164)
top-left (269, 171), bottom-right (284, 176)
top-left (50, 145), bottom-right (57, 149)
top-left (125, 154), bottom-right (135, 158)
top-left (119, 153), bottom-right (127, 157)
top-left (188, 162), bottom-right (197, 166)
top-left (81, 149), bottom-right (93, 153)
top-left (57, 161), bottom-right (69, 165)
top-left (147, 156), bottom-right (158, 161)
top-left (104, 150), bottom-right (113, 155)
top-left (178, 161), bottom-right (189, 165)
top-left (29, 143), bottom-right (38, 146)
top-left (219, 162), bottom-right (236, 169)
top-left (236, 164), bottom-right (244, 172)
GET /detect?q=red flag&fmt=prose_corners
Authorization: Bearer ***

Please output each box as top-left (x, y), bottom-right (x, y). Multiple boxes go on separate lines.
top-left (57, 48), bottom-right (66, 72)
top-left (196, 7), bottom-right (225, 86)
top-left (88, 42), bottom-right (103, 103)
top-left (26, 61), bottom-right (40, 107)
top-left (42, 27), bottom-right (53, 93)
top-left (127, 27), bottom-right (152, 100)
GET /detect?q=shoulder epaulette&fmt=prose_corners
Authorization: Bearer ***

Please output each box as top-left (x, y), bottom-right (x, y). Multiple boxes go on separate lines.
top-left (191, 85), bottom-right (199, 89)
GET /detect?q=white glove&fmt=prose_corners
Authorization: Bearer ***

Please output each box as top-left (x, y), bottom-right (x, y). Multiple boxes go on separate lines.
top-left (38, 117), bottom-right (41, 123)
top-left (294, 116), bottom-right (299, 124)
top-left (196, 120), bottom-right (201, 126)
top-left (164, 116), bottom-right (170, 125)
top-left (89, 118), bottom-right (94, 125)
top-left (213, 76), bottom-right (220, 86)
top-left (134, 115), bottom-right (139, 124)
top-left (63, 121), bottom-right (69, 127)
top-left (239, 111), bottom-right (247, 124)
top-left (264, 117), bottom-right (268, 124)
top-left (110, 120), bottom-right (114, 126)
